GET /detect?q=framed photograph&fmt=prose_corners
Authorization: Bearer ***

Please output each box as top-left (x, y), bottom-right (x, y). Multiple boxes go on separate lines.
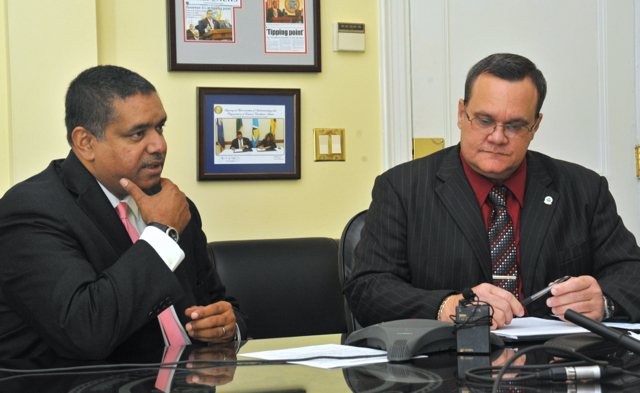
top-left (167, 0), bottom-right (321, 72)
top-left (198, 87), bottom-right (301, 180)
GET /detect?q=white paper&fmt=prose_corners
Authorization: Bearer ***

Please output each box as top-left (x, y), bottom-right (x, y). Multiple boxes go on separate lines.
top-left (241, 344), bottom-right (389, 369)
top-left (603, 322), bottom-right (640, 330)
top-left (493, 317), bottom-right (589, 339)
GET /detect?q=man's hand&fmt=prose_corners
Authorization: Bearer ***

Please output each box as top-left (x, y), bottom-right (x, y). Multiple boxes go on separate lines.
top-left (120, 177), bottom-right (191, 234)
top-left (546, 275), bottom-right (604, 321)
top-left (440, 283), bottom-right (524, 330)
top-left (185, 301), bottom-right (237, 344)
top-left (185, 344), bottom-right (237, 386)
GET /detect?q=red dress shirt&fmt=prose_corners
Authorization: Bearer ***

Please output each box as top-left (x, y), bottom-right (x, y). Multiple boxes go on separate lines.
top-left (460, 151), bottom-right (527, 304)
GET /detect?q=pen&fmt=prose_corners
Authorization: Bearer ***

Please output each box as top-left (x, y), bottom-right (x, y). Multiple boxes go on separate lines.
top-left (520, 275), bottom-right (571, 307)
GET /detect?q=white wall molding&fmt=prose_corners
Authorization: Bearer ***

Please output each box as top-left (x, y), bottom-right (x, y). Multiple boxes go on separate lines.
top-left (596, 0), bottom-right (609, 177)
top-left (379, 0), bottom-right (413, 170)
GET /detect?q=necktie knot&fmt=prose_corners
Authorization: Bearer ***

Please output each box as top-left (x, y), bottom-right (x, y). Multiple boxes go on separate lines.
top-left (488, 186), bottom-right (508, 207)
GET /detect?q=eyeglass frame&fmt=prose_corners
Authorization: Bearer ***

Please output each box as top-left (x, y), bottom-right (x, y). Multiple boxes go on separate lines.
top-left (463, 109), bottom-right (540, 139)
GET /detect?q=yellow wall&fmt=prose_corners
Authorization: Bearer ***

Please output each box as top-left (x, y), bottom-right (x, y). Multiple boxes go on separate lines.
top-left (1, 0), bottom-right (381, 241)
top-left (0, 0), bottom-right (10, 193)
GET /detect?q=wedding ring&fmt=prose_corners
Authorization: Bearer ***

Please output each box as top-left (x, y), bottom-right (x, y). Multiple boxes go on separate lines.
top-left (221, 326), bottom-right (227, 336)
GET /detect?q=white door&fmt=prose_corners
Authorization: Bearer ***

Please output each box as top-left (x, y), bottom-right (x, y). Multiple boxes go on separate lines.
top-left (381, 0), bottom-right (640, 238)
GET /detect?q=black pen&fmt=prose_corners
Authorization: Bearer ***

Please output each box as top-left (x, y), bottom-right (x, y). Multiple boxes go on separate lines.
top-left (520, 275), bottom-right (571, 307)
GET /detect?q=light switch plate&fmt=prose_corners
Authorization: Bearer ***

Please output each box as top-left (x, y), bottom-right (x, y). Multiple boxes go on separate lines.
top-left (314, 128), bottom-right (345, 161)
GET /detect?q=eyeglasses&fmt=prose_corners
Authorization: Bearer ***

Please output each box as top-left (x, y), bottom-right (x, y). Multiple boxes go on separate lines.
top-left (464, 110), bottom-right (538, 139)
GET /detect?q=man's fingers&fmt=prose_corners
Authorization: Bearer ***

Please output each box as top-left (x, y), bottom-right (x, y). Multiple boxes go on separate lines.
top-left (473, 283), bottom-right (524, 322)
top-left (187, 301), bottom-right (231, 320)
top-left (119, 178), bottom-right (146, 201)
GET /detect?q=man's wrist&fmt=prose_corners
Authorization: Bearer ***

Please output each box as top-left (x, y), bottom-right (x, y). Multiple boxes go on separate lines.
top-left (148, 222), bottom-right (180, 243)
top-left (438, 294), bottom-right (457, 321)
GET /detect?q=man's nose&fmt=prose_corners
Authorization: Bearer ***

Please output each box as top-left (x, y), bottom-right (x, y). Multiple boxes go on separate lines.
top-left (147, 130), bottom-right (167, 153)
top-left (487, 125), bottom-right (509, 144)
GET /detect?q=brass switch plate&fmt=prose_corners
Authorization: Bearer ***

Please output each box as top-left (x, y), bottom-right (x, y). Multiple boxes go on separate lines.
top-left (314, 128), bottom-right (345, 161)
top-left (413, 138), bottom-right (445, 160)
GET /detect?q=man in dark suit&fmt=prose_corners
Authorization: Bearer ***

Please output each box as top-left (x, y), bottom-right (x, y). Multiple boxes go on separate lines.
top-left (0, 65), bottom-right (247, 359)
top-left (266, 1), bottom-right (279, 23)
top-left (345, 53), bottom-right (640, 330)
top-left (197, 9), bottom-right (219, 37)
top-left (230, 131), bottom-right (252, 150)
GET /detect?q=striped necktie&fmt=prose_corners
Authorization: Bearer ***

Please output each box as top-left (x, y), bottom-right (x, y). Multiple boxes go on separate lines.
top-left (487, 186), bottom-right (518, 297)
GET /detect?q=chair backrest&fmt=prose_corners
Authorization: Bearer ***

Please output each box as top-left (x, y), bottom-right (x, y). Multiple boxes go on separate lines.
top-left (338, 210), bottom-right (367, 333)
top-left (208, 237), bottom-right (347, 339)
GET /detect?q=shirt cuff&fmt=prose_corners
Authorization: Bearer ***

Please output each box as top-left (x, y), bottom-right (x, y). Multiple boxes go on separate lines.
top-left (140, 226), bottom-right (185, 272)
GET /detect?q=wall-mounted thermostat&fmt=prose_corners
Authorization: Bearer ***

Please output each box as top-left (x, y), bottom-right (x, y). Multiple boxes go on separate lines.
top-left (333, 23), bottom-right (365, 52)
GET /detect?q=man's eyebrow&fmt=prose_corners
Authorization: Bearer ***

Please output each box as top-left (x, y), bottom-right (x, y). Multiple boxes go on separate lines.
top-left (126, 116), bottom-right (167, 134)
top-left (472, 111), bottom-right (529, 124)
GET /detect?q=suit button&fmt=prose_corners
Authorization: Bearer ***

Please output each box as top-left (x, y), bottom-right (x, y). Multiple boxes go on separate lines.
top-left (153, 306), bottom-right (160, 314)
top-left (165, 297), bottom-right (172, 305)
top-left (148, 311), bottom-right (154, 318)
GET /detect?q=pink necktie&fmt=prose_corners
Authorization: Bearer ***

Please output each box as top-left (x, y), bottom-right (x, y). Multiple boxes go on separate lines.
top-left (115, 202), bottom-right (187, 346)
top-left (155, 345), bottom-right (182, 391)
top-left (116, 202), bottom-right (139, 242)
top-left (116, 203), bottom-right (186, 391)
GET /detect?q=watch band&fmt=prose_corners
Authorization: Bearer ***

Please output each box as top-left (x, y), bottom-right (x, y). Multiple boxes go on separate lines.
top-left (148, 222), bottom-right (180, 243)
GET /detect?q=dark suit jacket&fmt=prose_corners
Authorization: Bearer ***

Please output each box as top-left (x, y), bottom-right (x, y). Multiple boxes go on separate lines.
top-left (197, 18), bottom-right (219, 36)
top-left (0, 151), bottom-right (247, 359)
top-left (230, 138), bottom-right (252, 149)
top-left (266, 8), bottom-right (278, 23)
top-left (344, 145), bottom-right (640, 326)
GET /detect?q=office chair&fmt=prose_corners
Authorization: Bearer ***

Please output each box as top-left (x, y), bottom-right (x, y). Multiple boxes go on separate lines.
top-left (208, 238), bottom-right (347, 339)
top-left (338, 210), bottom-right (367, 333)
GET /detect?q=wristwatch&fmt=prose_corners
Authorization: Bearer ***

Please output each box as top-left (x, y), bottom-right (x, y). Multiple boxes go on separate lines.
top-left (148, 222), bottom-right (180, 243)
top-left (603, 295), bottom-right (615, 320)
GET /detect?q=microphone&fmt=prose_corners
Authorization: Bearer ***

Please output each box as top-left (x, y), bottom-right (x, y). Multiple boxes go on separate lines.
top-left (462, 288), bottom-right (475, 301)
top-left (564, 309), bottom-right (640, 356)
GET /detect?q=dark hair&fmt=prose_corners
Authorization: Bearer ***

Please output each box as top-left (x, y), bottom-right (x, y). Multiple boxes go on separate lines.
top-left (65, 65), bottom-right (156, 146)
top-left (464, 53), bottom-right (547, 118)
top-left (265, 133), bottom-right (274, 141)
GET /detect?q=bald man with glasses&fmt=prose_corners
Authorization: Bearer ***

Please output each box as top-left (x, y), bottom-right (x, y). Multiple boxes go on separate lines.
top-left (345, 53), bottom-right (640, 330)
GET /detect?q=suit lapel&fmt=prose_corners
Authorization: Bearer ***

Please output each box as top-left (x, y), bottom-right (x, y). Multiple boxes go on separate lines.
top-left (435, 146), bottom-right (493, 281)
top-left (519, 152), bottom-right (558, 296)
top-left (59, 151), bottom-right (133, 259)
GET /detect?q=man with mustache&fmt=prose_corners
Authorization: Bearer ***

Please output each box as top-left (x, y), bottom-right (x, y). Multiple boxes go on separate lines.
top-left (345, 53), bottom-right (640, 330)
top-left (0, 65), bottom-right (247, 359)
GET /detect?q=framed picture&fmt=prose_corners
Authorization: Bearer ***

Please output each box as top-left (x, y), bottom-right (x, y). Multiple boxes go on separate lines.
top-left (167, 0), bottom-right (321, 72)
top-left (198, 87), bottom-right (301, 180)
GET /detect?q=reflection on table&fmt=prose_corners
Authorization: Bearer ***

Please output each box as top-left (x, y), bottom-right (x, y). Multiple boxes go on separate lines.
top-left (2, 333), bottom-right (640, 392)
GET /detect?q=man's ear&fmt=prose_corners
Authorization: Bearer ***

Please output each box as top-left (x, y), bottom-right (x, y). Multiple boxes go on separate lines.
top-left (71, 127), bottom-right (97, 162)
top-left (457, 99), bottom-right (465, 129)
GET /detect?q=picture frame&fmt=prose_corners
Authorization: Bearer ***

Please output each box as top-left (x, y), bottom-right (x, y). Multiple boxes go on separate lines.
top-left (167, 0), bottom-right (321, 72)
top-left (198, 87), bottom-right (301, 180)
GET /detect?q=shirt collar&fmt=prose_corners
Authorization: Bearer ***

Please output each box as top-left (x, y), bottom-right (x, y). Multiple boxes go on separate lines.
top-left (97, 180), bottom-right (140, 221)
top-left (460, 149), bottom-right (527, 208)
